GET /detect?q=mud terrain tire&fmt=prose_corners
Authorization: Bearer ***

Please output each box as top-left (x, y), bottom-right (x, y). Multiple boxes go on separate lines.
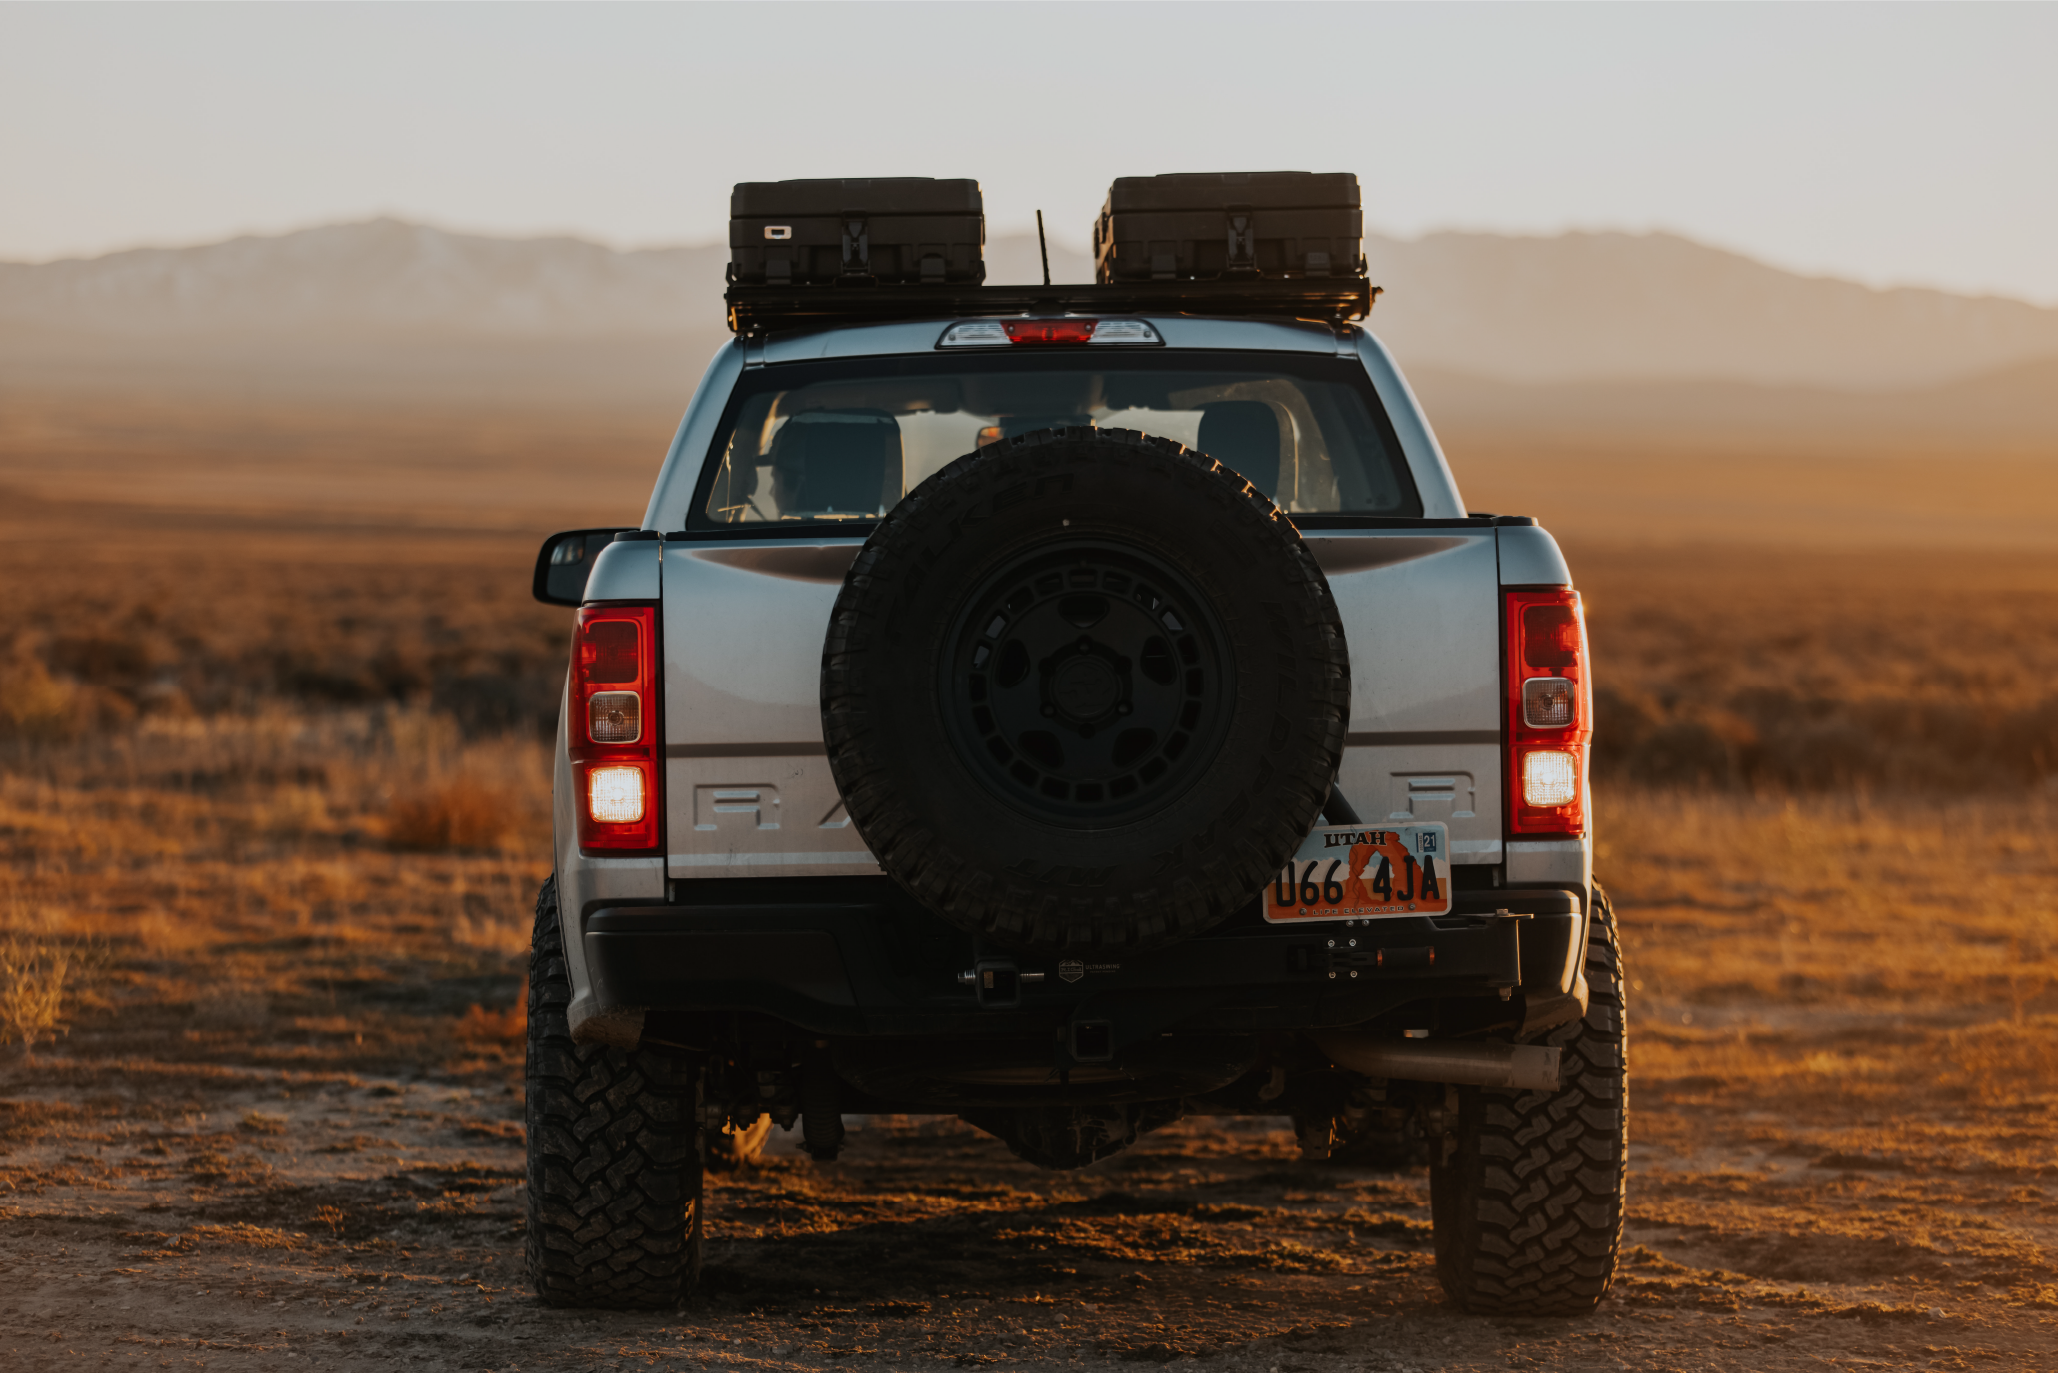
top-left (525, 878), bottom-right (704, 1308)
top-left (1429, 882), bottom-right (1628, 1315)
top-left (822, 427), bottom-right (1349, 955)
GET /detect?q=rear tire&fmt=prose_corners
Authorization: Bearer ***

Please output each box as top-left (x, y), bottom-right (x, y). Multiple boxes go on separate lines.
top-left (524, 877), bottom-right (704, 1308)
top-left (1429, 882), bottom-right (1628, 1315)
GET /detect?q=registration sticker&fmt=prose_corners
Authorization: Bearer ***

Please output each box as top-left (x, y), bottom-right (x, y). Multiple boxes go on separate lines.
top-left (1263, 823), bottom-right (1452, 923)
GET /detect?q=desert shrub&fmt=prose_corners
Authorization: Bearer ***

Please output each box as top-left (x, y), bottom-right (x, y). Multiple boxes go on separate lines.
top-left (1943, 1018), bottom-right (2058, 1105)
top-left (386, 778), bottom-right (511, 852)
top-left (0, 656), bottom-right (87, 741)
top-left (432, 669), bottom-right (561, 737)
top-left (0, 521), bottom-right (572, 735)
top-left (46, 630), bottom-right (170, 686)
top-left (455, 988), bottom-right (526, 1044)
top-left (1996, 698), bottom-right (2058, 777)
top-left (0, 934), bottom-right (85, 1054)
top-left (1590, 684), bottom-right (1661, 770)
top-left (1594, 682), bottom-right (2058, 791)
top-left (1757, 714), bottom-right (1884, 789)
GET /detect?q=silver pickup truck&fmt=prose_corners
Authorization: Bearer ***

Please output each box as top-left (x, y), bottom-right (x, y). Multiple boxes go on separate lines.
top-left (523, 269), bottom-right (1625, 1317)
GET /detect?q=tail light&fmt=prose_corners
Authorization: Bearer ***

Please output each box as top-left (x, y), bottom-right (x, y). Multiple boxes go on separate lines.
top-left (570, 604), bottom-right (662, 854)
top-left (938, 318), bottom-right (1163, 348)
top-left (1505, 589), bottom-right (1591, 835)
top-left (1004, 318), bottom-right (1098, 345)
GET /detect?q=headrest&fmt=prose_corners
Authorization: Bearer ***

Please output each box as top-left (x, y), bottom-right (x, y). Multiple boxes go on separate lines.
top-left (1197, 401), bottom-right (1282, 498)
top-left (770, 410), bottom-right (904, 515)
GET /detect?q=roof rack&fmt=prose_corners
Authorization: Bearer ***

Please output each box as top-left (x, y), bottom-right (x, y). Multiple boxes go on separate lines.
top-left (724, 278), bottom-right (1378, 335)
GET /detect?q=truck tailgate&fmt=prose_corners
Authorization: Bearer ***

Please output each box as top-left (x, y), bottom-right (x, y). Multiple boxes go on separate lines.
top-left (664, 530), bottom-right (1506, 881)
top-left (1306, 531), bottom-right (1504, 868)
top-left (662, 540), bottom-right (880, 879)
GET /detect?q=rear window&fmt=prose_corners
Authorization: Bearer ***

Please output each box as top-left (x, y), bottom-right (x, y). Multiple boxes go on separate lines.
top-left (691, 350), bottom-right (1420, 530)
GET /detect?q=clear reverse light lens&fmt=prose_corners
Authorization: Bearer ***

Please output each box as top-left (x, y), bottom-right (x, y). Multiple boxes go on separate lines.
top-left (1088, 318), bottom-right (1162, 345)
top-left (938, 320), bottom-right (1012, 348)
top-left (588, 690), bottom-right (641, 743)
top-left (588, 765), bottom-right (646, 824)
top-left (1522, 750), bottom-right (1579, 808)
top-left (1522, 676), bottom-right (1574, 728)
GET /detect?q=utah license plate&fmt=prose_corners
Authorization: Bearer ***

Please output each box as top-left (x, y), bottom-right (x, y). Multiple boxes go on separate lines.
top-left (1263, 823), bottom-right (1452, 923)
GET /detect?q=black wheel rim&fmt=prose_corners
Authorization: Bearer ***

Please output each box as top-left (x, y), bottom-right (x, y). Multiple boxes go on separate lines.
top-left (940, 538), bottom-right (1234, 825)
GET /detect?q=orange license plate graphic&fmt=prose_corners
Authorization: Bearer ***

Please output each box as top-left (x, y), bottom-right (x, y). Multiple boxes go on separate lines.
top-left (1264, 823), bottom-right (1452, 922)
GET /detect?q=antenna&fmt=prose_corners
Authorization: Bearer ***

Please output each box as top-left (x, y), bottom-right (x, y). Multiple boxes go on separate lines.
top-left (1036, 210), bottom-right (1051, 287)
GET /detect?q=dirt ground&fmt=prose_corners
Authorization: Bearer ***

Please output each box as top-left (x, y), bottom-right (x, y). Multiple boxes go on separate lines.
top-left (2, 1026), bottom-right (2054, 1372)
top-left (1, 399), bottom-right (2055, 1370)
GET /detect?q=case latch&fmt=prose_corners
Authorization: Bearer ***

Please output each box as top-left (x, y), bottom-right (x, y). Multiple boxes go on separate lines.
top-left (840, 215), bottom-right (871, 278)
top-left (1225, 206), bottom-right (1257, 275)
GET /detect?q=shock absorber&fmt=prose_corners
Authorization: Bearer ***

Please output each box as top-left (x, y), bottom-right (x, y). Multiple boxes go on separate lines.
top-left (799, 1057), bottom-right (844, 1162)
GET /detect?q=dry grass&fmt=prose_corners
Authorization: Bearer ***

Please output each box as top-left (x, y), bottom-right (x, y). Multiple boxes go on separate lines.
top-left (0, 933), bottom-right (82, 1054)
top-left (1600, 782), bottom-right (2058, 1195)
top-left (2, 404), bottom-right (2054, 793)
top-left (385, 777), bottom-right (519, 852)
top-left (1455, 434), bottom-right (2058, 791)
top-left (0, 700), bottom-right (548, 1075)
top-left (454, 991), bottom-right (526, 1045)
top-left (0, 396), bottom-right (2052, 1365)
top-left (0, 525), bottom-right (571, 739)
top-left (1447, 432), bottom-right (2058, 554)
top-left (1572, 544), bottom-right (2058, 789)
top-left (0, 654), bottom-right (116, 741)
top-left (1601, 787), bottom-right (2058, 1013)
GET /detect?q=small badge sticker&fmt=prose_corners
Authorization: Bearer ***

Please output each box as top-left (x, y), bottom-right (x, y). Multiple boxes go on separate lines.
top-left (1058, 959), bottom-right (1086, 983)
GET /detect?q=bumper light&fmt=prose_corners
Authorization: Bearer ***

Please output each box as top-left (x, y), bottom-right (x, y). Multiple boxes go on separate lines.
top-left (588, 765), bottom-right (646, 824)
top-left (1522, 750), bottom-right (1579, 808)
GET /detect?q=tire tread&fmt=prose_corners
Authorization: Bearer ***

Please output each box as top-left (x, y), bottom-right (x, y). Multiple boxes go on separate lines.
top-left (1431, 882), bottom-right (1628, 1316)
top-left (524, 877), bottom-right (702, 1309)
top-left (821, 427), bottom-right (1349, 955)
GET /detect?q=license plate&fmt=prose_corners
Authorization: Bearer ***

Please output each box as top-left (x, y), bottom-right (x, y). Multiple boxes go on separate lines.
top-left (1263, 823), bottom-right (1452, 923)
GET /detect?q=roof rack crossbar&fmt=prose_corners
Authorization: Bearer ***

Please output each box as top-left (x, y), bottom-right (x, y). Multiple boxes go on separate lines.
top-left (724, 279), bottom-right (1378, 334)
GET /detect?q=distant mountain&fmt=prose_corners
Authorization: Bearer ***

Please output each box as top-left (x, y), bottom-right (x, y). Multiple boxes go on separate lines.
top-left (4, 218), bottom-right (2057, 426)
top-left (0, 218), bottom-right (720, 339)
top-left (1410, 355), bottom-right (2058, 448)
top-left (1363, 231), bottom-right (2058, 390)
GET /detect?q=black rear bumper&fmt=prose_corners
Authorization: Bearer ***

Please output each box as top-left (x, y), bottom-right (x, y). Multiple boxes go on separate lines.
top-left (582, 877), bottom-right (1583, 1051)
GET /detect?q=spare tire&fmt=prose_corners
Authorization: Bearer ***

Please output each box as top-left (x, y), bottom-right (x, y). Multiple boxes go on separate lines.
top-left (822, 427), bottom-right (1348, 954)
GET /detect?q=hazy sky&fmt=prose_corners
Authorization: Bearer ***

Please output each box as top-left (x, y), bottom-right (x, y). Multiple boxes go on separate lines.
top-left (5, 2), bottom-right (2056, 303)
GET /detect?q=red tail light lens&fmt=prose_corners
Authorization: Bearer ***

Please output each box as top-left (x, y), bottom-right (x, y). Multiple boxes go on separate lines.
top-left (580, 621), bottom-right (640, 682)
top-left (1003, 318), bottom-right (1098, 345)
top-left (570, 605), bottom-right (661, 854)
top-left (1505, 589), bottom-right (1590, 835)
top-left (1520, 604), bottom-right (1581, 667)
